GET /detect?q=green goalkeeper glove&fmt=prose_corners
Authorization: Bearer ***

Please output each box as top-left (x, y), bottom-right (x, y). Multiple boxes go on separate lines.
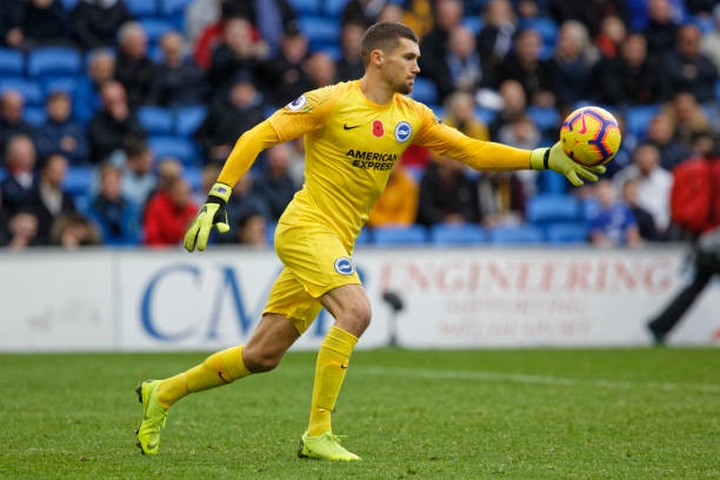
top-left (183, 182), bottom-right (231, 252)
top-left (530, 142), bottom-right (606, 187)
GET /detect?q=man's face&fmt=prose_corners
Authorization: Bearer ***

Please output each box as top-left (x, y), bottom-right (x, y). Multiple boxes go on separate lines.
top-left (380, 38), bottom-right (421, 95)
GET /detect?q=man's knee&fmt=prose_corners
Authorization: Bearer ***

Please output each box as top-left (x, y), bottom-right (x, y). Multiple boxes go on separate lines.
top-left (242, 346), bottom-right (284, 373)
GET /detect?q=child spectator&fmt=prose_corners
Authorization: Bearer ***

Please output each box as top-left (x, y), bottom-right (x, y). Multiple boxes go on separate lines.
top-left (35, 91), bottom-right (89, 165)
top-left (589, 179), bottom-right (642, 248)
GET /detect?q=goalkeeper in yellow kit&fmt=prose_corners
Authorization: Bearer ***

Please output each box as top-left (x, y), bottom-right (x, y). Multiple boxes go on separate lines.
top-left (135, 21), bottom-right (604, 461)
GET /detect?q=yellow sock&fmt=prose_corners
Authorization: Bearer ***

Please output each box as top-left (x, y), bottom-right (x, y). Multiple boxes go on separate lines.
top-left (156, 345), bottom-right (251, 408)
top-left (307, 326), bottom-right (358, 436)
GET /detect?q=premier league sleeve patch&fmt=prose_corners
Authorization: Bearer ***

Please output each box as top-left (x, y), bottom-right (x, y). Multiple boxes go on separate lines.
top-left (395, 121), bottom-right (412, 142)
top-left (286, 95), bottom-right (308, 111)
top-left (334, 257), bottom-right (355, 275)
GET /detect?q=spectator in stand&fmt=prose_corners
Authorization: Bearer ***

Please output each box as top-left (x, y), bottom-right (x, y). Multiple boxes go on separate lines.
top-left (594, 15), bottom-right (627, 60)
top-left (252, 144), bottom-right (299, 221)
top-left (0, 91), bottom-right (35, 166)
top-left (86, 162), bottom-right (140, 245)
top-left (342, 0), bottom-right (391, 27)
top-left (120, 137), bottom-right (156, 210)
top-left (476, 171), bottom-right (526, 227)
top-left (1, 135), bottom-right (38, 216)
top-left (548, 0), bottom-right (627, 37)
top-left (700, 5), bottom-right (720, 72)
top-left (14, 0), bottom-right (72, 50)
top-left (143, 156), bottom-right (183, 216)
top-left (589, 179), bottom-right (642, 248)
top-left (551, 20), bottom-right (597, 110)
top-left (71, 0), bottom-right (134, 51)
top-left (88, 81), bottom-right (145, 164)
top-left (443, 91), bottom-right (489, 141)
top-left (336, 21), bottom-right (366, 82)
top-left (665, 24), bottom-right (719, 104)
top-left (223, 0), bottom-right (298, 57)
top-left (143, 176), bottom-right (197, 246)
top-left (495, 28), bottom-right (555, 107)
top-left (258, 27), bottom-right (311, 106)
top-left (236, 211), bottom-right (269, 247)
top-left (238, 211), bottom-right (269, 246)
top-left (476, 0), bottom-right (517, 68)
top-left (646, 111), bottom-right (693, 171)
top-left (302, 52), bottom-right (338, 90)
top-left (207, 16), bottom-right (269, 94)
top-left (643, 0), bottom-right (680, 64)
top-left (612, 142), bottom-right (673, 238)
top-left (0, 0), bottom-right (24, 49)
top-left (497, 113), bottom-right (541, 150)
top-left (489, 79), bottom-right (527, 140)
top-left (416, 156), bottom-right (480, 227)
top-left (195, 73), bottom-right (266, 165)
top-left (73, 49), bottom-right (116, 124)
top-left (27, 153), bottom-right (76, 244)
top-left (594, 33), bottom-right (666, 106)
top-left (49, 211), bottom-right (101, 248)
top-left (367, 162), bottom-right (418, 228)
top-left (149, 31), bottom-right (209, 107)
top-left (193, 162), bottom-right (222, 206)
top-left (115, 21), bottom-right (156, 109)
top-left (215, 171), bottom-right (270, 245)
top-left (4, 210), bottom-right (40, 249)
top-left (419, 0), bottom-right (464, 90)
top-left (662, 91), bottom-right (712, 148)
top-left (34, 91), bottom-right (89, 165)
top-left (620, 176), bottom-right (658, 241)
top-left (431, 25), bottom-right (489, 102)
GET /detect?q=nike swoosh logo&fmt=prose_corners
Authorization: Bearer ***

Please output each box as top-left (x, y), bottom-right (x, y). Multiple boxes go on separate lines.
top-left (343, 124), bottom-right (360, 130)
top-left (340, 364), bottom-right (348, 369)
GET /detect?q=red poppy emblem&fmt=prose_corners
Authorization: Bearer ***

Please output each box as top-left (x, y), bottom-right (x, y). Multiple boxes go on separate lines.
top-left (372, 120), bottom-right (384, 137)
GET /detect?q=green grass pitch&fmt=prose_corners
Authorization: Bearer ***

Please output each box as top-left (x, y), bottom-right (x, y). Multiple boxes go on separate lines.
top-left (1, 348), bottom-right (718, 479)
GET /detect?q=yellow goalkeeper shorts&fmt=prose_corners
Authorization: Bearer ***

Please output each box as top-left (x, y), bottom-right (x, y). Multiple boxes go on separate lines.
top-left (263, 221), bottom-right (362, 334)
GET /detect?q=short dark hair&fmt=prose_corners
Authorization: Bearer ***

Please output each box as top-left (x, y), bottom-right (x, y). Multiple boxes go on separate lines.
top-left (360, 22), bottom-right (419, 67)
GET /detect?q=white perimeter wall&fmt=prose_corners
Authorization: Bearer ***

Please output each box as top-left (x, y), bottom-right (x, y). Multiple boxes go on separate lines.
top-left (1, 245), bottom-right (719, 352)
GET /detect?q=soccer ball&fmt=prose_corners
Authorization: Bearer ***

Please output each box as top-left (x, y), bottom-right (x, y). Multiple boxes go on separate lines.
top-left (559, 106), bottom-right (622, 167)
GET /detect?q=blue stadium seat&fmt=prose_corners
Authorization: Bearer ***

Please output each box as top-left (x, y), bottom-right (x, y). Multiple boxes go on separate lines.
top-left (60, 0), bottom-right (79, 11)
top-left (462, 16), bottom-right (485, 34)
top-left (474, 106), bottom-right (497, 125)
top-left (137, 106), bottom-right (174, 135)
top-left (527, 106), bottom-right (561, 132)
top-left (288, 0), bottom-right (322, 15)
top-left (42, 75), bottom-right (82, 96)
top-left (410, 77), bottom-right (438, 104)
top-left (519, 17), bottom-right (558, 48)
top-left (23, 106), bottom-right (47, 126)
top-left (372, 225), bottom-right (428, 247)
top-left (545, 222), bottom-right (590, 244)
top-left (63, 166), bottom-right (95, 197)
top-left (430, 223), bottom-right (487, 246)
top-left (535, 170), bottom-right (567, 195)
top-left (525, 194), bottom-right (579, 225)
top-left (298, 15), bottom-right (341, 51)
top-left (124, 0), bottom-right (158, 17)
top-left (488, 225), bottom-right (545, 245)
top-left (174, 104), bottom-right (208, 135)
top-left (623, 104), bottom-right (660, 138)
top-left (0, 78), bottom-right (44, 106)
top-left (148, 135), bottom-right (201, 165)
top-left (323, 0), bottom-right (350, 16)
top-left (0, 48), bottom-right (24, 76)
top-left (160, 0), bottom-right (193, 30)
top-left (27, 47), bottom-right (82, 78)
top-left (0, 167), bottom-right (6, 182)
top-left (184, 164), bottom-right (202, 192)
top-left (139, 18), bottom-right (175, 46)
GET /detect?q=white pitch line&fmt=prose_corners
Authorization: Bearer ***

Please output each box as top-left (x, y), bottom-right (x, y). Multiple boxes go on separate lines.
top-left (354, 366), bottom-right (720, 394)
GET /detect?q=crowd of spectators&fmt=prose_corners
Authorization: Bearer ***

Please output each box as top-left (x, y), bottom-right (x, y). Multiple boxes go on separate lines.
top-left (0, 0), bottom-right (719, 250)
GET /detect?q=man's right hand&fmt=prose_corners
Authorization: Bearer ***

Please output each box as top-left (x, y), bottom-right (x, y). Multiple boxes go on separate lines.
top-left (183, 182), bottom-right (231, 252)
